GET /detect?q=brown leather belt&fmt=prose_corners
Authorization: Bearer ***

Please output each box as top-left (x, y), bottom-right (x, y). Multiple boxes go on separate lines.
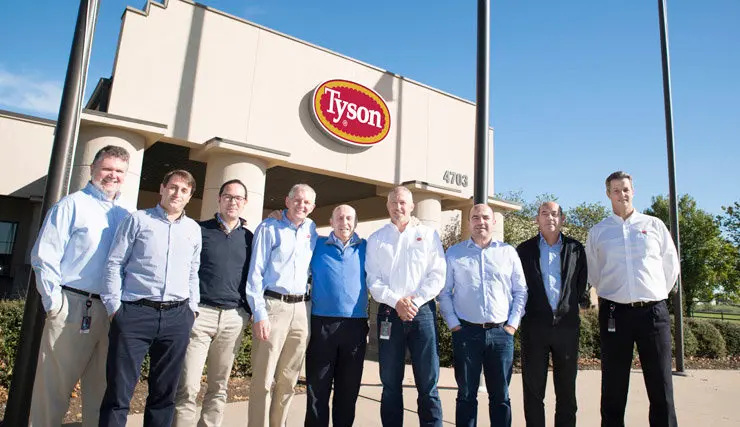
top-left (460, 319), bottom-right (504, 329)
top-left (264, 289), bottom-right (310, 303)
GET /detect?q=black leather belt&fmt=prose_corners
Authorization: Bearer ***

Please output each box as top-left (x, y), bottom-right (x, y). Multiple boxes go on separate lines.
top-left (199, 301), bottom-right (238, 310)
top-left (600, 298), bottom-right (662, 308)
top-left (126, 299), bottom-right (189, 310)
top-left (264, 289), bottom-right (310, 303)
top-left (460, 319), bottom-right (504, 329)
top-left (62, 285), bottom-right (100, 300)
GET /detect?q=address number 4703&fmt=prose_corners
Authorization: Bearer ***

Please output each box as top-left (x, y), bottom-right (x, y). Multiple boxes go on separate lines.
top-left (442, 171), bottom-right (469, 187)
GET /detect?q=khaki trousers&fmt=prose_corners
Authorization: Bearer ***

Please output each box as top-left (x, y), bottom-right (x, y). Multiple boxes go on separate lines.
top-left (173, 305), bottom-right (249, 427)
top-left (30, 289), bottom-right (109, 427)
top-left (248, 299), bottom-right (310, 427)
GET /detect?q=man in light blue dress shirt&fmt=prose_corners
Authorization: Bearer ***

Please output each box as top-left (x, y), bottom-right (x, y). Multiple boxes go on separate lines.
top-left (439, 204), bottom-right (528, 427)
top-left (29, 145), bottom-right (131, 427)
top-left (246, 183), bottom-right (318, 427)
top-left (99, 169), bottom-right (202, 427)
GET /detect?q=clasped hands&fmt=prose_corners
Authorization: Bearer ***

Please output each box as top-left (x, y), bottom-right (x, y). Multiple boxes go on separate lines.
top-left (395, 296), bottom-right (418, 322)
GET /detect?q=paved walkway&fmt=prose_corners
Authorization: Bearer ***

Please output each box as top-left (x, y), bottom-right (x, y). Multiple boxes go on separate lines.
top-left (72, 361), bottom-right (739, 426)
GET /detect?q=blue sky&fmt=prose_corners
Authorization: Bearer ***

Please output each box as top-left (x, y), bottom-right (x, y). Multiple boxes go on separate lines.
top-left (1, 0), bottom-right (738, 215)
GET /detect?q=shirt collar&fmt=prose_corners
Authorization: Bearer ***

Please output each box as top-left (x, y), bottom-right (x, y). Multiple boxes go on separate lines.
top-left (155, 203), bottom-right (186, 222)
top-left (280, 209), bottom-right (313, 230)
top-left (329, 231), bottom-right (359, 247)
top-left (84, 181), bottom-right (120, 203)
top-left (465, 237), bottom-right (503, 249)
top-left (538, 233), bottom-right (562, 247)
top-left (215, 213), bottom-right (246, 233)
top-left (611, 210), bottom-right (641, 224)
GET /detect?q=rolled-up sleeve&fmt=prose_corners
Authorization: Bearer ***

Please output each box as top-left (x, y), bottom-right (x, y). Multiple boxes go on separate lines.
top-left (246, 222), bottom-right (273, 323)
top-left (30, 200), bottom-right (73, 313)
top-left (102, 213), bottom-right (136, 316)
top-left (365, 234), bottom-right (400, 308)
top-left (507, 247), bottom-right (528, 329)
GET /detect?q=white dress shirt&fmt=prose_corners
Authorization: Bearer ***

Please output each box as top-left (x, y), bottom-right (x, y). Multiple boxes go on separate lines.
top-left (585, 211), bottom-right (680, 303)
top-left (365, 222), bottom-right (446, 308)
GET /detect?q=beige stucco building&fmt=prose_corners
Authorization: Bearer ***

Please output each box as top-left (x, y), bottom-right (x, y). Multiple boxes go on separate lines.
top-left (0, 0), bottom-right (520, 300)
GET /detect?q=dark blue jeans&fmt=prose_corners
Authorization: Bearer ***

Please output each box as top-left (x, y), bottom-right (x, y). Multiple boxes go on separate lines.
top-left (377, 301), bottom-right (443, 427)
top-left (452, 323), bottom-right (514, 427)
top-left (99, 301), bottom-right (194, 427)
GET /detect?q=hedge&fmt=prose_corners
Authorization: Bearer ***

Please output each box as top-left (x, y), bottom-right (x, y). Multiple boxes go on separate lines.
top-left (710, 321), bottom-right (740, 356)
top-left (688, 319), bottom-right (727, 358)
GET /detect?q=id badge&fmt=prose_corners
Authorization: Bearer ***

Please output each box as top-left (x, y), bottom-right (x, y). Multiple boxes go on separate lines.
top-left (608, 303), bottom-right (616, 333)
top-left (380, 320), bottom-right (392, 340)
top-left (80, 315), bottom-right (92, 334)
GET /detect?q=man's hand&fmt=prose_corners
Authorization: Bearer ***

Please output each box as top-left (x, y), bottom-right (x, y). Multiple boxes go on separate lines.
top-left (503, 324), bottom-right (516, 336)
top-left (395, 297), bottom-right (418, 322)
top-left (450, 325), bottom-right (462, 333)
top-left (253, 319), bottom-right (271, 341)
top-left (267, 210), bottom-right (283, 221)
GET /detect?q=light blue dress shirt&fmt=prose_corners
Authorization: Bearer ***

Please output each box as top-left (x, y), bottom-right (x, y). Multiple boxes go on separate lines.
top-left (539, 233), bottom-right (563, 311)
top-left (102, 204), bottom-right (202, 315)
top-left (439, 239), bottom-right (528, 330)
top-left (31, 182), bottom-right (132, 312)
top-left (246, 210), bottom-right (318, 323)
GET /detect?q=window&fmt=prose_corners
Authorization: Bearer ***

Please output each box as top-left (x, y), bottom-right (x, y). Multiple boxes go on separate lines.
top-left (0, 222), bottom-right (17, 277)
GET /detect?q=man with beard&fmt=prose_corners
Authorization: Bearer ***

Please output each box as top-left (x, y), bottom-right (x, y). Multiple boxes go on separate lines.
top-left (29, 145), bottom-right (131, 427)
top-left (439, 203), bottom-right (527, 427)
top-left (517, 201), bottom-right (588, 427)
top-left (100, 169), bottom-right (202, 427)
top-left (246, 183), bottom-right (318, 427)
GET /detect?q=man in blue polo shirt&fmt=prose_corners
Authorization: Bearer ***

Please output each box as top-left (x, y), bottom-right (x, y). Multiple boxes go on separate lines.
top-left (305, 204), bottom-right (368, 427)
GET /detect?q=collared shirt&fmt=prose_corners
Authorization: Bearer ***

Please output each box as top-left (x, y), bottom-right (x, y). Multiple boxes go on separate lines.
top-left (310, 232), bottom-right (367, 318)
top-left (585, 211), bottom-right (680, 304)
top-left (539, 233), bottom-right (563, 311)
top-left (102, 204), bottom-right (202, 315)
top-left (365, 222), bottom-right (446, 309)
top-left (31, 182), bottom-right (132, 312)
top-left (215, 212), bottom-right (245, 234)
top-left (246, 210), bottom-right (318, 322)
top-left (439, 239), bottom-right (528, 329)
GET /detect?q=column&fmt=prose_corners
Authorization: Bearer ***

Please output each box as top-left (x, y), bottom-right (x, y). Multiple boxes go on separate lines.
top-left (460, 205), bottom-right (472, 240)
top-left (200, 153), bottom-right (267, 228)
top-left (412, 192), bottom-right (442, 232)
top-left (70, 124), bottom-right (146, 208)
top-left (492, 210), bottom-right (505, 242)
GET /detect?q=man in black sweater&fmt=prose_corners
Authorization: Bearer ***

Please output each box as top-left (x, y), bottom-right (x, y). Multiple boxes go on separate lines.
top-left (516, 201), bottom-right (589, 427)
top-left (174, 179), bottom-right (253, 427)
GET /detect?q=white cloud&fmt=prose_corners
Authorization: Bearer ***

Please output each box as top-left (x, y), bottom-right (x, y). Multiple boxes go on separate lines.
top-left (0, 67), bottom-right (62, 116)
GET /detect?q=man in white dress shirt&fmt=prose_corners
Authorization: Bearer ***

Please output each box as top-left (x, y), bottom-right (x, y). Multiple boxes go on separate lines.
top-left (586, 171), bottom-right (680, 427)
top-left (366, 186), bottom-right (447, 427)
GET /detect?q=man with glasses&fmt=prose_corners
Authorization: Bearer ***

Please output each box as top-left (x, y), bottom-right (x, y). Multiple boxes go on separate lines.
top-left (174, 179), bottom-right (253, 426)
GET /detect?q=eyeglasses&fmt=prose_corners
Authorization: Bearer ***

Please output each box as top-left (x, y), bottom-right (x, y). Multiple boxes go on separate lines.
top-left (221, 194), bottom-right (246, 203)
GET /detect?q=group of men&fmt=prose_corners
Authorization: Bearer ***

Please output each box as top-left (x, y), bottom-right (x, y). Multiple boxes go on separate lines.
top-left (28, 143), bottom-right (680, 427)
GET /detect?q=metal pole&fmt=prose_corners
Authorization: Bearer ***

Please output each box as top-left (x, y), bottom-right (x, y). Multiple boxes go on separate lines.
top-left (657, 0), bottom-right (685, 374)
top-left (3, 0), bottom-right (101, 424)
top-left (473, 0), bottom-right (491, 205)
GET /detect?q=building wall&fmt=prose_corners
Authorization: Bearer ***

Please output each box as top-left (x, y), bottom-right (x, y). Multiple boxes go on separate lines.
top-left (0, 112), bottom-right (55, 198)
top-left (0, 196), bottom-right (41, 298)
top-left (107, 0), bottom-right (493, 201)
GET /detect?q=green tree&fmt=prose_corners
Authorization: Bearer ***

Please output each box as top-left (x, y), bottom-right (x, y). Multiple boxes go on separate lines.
top-left (562, 202), bottom-right (610, 244)
top-left (644, 195), bottom-right (739, 313)
top-left (496, 191), bottom-right (556, 247)
top-left (719, 201), bottom-right (740, 246)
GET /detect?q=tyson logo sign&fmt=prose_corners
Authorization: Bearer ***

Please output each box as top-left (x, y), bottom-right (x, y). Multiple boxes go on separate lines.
top-left (311, 79), bottom-right (391, 147)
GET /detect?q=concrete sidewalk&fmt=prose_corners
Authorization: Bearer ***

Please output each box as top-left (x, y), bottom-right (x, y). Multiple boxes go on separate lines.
top-left (120, 361), bottom-right (739, 426)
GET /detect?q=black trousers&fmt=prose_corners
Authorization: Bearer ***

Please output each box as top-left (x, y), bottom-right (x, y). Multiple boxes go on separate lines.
top-left (599, 299), bottom-right (677, 427)
top-left (305, 316), bottom-right (369, 427)
top-left (99, 301), bottom-right (194, 427)
top-left (520, 322), bottom-right (579, 427)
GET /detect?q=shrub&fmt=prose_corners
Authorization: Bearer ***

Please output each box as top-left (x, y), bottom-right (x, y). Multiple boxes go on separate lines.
top-left (670, 316), bottom-right (698, 358)
top-left (688, 318), bottom-right (727, 358)
top-left (578, 311), bottom-right (596, 358)
top-left (710, 321), bottom-right (740, 357)
top-left (0, 300), bottom-right (24, 389)
top-left (436, 311), bottom-right (453, 367)
top-left (232, 326), bottom-right (253, 377)
top-left (581, 309), bottom-right (601, 358)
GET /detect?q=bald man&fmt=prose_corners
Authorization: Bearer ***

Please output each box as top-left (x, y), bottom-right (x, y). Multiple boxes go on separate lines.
top-left (516, 201), bottom-right (589, 427)
top-left (304, 205), bottom-right (369, 427)
top-left (440, 204), bottom-right (528, 427)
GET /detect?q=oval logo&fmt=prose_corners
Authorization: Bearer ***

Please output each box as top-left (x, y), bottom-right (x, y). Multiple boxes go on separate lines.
top-left (311, 79), bottom-right (391, 147)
